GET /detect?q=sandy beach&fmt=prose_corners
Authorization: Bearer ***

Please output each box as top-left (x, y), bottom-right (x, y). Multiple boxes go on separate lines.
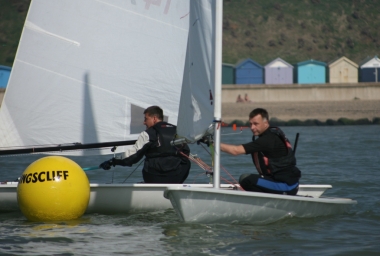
top-left (222, 100), bottom-right (380, 123)
top-left (1, 89), bottom-right (379, 124)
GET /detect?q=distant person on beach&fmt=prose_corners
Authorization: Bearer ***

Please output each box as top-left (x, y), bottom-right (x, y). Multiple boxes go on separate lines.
top-left (220, 108), bottom-right (301, 195)
top-left (244, 93), bottom-right (252, 103)
top-left (99, 105), bottom-right (191, 183)
top-left (236, 94), bottom-right (244, 103)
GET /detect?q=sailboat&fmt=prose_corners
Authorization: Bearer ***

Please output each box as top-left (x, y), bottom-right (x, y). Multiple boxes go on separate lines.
top-left (164, 0), bottom-right (357, 224)
top-left (0, 0), bottom-right (333, 214)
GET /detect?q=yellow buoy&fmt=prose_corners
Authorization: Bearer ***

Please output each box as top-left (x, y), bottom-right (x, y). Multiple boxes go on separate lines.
top-left (17, 156), bottom-right (90, 221)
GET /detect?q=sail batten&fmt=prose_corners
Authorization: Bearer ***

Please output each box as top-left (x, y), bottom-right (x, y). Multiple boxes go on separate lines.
top-left (25, 21), bottom-right (81, 46)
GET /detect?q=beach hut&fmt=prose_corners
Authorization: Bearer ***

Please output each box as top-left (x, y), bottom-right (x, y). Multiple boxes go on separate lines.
top-left (359, 56), bottom-right (380, 82)
top-left (328, 56), bottom-right (358, 83)
top-left (0, 65), bottom-right (11, 88)
top-left (264, 57), bottom-right (293, 84)
top-left (235, 58), bottom-right (264, 84)
top-left (295, 59), bottom-right (326, 84)
top-left (222, 63), bottom-right (235, 84)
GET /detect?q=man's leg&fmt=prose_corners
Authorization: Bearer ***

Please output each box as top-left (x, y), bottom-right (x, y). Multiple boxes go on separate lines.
top-left (142, 163), bottom-right (190, 184)
top-left (239, 174), bottom-right (299, 195)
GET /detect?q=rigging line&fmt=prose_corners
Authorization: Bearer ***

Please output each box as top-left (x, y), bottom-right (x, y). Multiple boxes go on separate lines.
top-left (176, 145), bottom-right (241, 188)
top-left (191, 173), bottom-right (241, 191)
top-left (182, 151), bottom-right (242, 189)
top-left (192, 172), bottom-right (209, 184)
top-left (122, 160), bottom-right (144, 183)
top-left (191, 172), bottom-right (241, 190)
top-left (174, 143), bottom-right (213, 171)
top-left (220, 176), bottom-right (236, 186)
top-left (178, 152), bottom-right (215, 182)
top-left (220, 176), bottom-right (244, 191)
top-left (220, 180), bottom-right (242, 191)
top-left (188, 154), bottom-right (212, 171)
top-left (199, 143), bottom-right (212, 156)
top-left (188, 156), bottom-right (209, 171)
top-left (197, 144), bottom-right (243, 189)
top-left (180, 152), bottom-right (212, 171)
top-left (220, 165), bottom-right (240, 187)
top-left (197, 158), bottom-right (213, 171)
top-left (219, 165), bottom-right (244, 190)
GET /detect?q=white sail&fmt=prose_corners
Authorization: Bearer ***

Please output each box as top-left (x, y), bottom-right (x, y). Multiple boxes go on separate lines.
top-left (0, 0), bottom-right (190, 155)
top-left (176, 0), bottom-right (215, 143)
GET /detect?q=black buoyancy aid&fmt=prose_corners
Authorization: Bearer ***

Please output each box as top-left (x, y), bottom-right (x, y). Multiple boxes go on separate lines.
top-left (252, 127), bottom-right (297, 177)
top-left (145, 122), bottom-right (178, 158)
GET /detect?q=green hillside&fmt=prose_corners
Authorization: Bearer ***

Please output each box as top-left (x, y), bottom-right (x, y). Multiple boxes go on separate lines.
top-left (223, 0), bottom-right (379, 65)
top-left (1, 0), bottom-right (379, 67)
top-left (0, 0), bottom-right (30, 67)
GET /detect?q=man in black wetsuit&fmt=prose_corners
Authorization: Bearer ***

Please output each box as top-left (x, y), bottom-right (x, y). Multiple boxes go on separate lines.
top-left (220, 108), bottom-right (301, 195)
top-left (99, 105), bottom-right (191, 183)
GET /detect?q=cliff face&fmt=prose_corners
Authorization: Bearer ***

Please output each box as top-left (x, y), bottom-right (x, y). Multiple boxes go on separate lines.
top-left (1, 0), bottom-right (379, 67)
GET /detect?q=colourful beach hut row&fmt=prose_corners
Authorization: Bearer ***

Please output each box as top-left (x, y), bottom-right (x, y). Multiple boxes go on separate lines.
top-left (222, 56), bottom-right (380, 85)
top-left (0, 65), bottom-right (11, 88)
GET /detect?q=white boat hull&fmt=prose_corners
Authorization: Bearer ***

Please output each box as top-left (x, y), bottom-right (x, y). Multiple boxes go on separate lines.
top-left (164, 187), bottom-right (357, 224)
top-left (0, 183), bottom-right (331, 214)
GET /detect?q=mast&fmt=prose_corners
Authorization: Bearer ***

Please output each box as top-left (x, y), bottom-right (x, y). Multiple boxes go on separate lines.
top-left (213, 0), bottom-right (223, 189)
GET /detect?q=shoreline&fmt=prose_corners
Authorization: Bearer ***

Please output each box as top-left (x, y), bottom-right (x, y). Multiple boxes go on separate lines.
top-left (1, 88), bottom-right (380, 126)
top-left (222, 100), bottom-right (380, 125)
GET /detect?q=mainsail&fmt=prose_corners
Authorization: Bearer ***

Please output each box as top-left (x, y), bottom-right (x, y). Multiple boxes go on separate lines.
top-left (0, 0), bottom-right (190, 155)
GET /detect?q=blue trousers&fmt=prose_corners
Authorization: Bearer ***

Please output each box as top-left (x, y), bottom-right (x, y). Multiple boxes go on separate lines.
top-left (239, 173), bottom-right (299, 195)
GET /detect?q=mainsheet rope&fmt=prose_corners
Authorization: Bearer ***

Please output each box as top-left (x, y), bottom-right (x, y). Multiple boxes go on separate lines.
top-left (176, 145), bottom-right (244, 191)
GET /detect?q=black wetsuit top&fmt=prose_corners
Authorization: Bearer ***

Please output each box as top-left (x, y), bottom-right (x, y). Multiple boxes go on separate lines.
top-left (113, 121), bottom-right (191, 183)
top-left (242, 127), bottom-right (301, 185)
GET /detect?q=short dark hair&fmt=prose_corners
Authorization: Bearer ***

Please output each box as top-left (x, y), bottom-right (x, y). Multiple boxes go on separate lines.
top-left (249, 108), bottom-right (269, 121)
top-left (144, 106), bottom-right (163, 120)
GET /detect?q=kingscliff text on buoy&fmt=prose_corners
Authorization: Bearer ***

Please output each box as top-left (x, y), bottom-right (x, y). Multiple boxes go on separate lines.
top-left (19, 170), bottom-right (69, 183)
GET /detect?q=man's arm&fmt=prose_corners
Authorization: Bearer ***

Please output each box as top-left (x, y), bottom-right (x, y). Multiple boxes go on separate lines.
top-left (220, 143), bottom-right (246, 155)
top-left (121, 131), bottom-right (150, 158)
top-left (100, 131), bottom-right (151, 169)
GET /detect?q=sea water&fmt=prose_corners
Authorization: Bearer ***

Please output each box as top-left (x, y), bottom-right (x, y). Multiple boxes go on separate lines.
top-left (0, 125), bottom-right (379, 255)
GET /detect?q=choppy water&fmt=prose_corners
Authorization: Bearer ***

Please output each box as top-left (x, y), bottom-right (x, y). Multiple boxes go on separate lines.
top-left (1, 126), bottom-right (379, 255)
